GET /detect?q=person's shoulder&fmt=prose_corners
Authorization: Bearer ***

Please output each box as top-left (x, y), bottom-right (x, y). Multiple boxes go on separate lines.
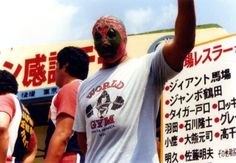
top-left (0, 93), bottom-right (16, 102)
top-left (0, 93), bottom-right (17, 118)
top-left (82, 71), bottom-right (101, 83)
top-left (61, 79), bottom-right (81, 90)
top-left (78, 72), bottom-right (101, 94)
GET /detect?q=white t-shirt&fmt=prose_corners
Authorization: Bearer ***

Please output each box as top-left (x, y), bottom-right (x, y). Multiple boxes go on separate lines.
top-left (73, 44), bottom-right (178, 163)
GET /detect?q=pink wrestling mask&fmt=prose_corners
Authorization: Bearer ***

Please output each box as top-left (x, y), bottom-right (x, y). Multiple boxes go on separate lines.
top-left (92, 16), bottom-right (127, 64)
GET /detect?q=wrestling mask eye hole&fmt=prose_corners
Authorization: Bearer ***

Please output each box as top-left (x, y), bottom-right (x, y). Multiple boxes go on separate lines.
top-left (94, 32), bottom-right (102, 40)
top-left (107, 28), bottom-right (116, 39)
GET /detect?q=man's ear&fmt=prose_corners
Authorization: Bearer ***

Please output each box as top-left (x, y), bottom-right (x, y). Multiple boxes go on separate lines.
top-left (63, 63), bottom-right (69, 73)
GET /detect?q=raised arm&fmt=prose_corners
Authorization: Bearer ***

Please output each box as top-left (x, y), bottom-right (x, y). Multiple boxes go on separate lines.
top-left (163, 0), bottom-right (196, 71)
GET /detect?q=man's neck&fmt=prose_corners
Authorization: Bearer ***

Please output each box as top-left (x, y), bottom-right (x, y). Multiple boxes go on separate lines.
top-left (102, 54), bottom-right (129, 69)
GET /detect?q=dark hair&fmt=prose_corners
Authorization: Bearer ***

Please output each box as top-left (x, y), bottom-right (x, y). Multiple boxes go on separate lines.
top-left (57, 46), bottom-right (89, 80)
top-left (0, 70), bottom-right (18, 94)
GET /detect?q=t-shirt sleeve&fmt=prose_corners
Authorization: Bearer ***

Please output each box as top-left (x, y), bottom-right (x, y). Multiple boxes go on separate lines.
top-left (73, 88), bottom-right (86, 133)
top-left (54, 81), bottom-right (79, 118)
top-left (149, 42), bottom-right (179, 91)
top-left (0, 94), bottom-right (15, 119)
top-left (27, 130), bottom-right (37, 152)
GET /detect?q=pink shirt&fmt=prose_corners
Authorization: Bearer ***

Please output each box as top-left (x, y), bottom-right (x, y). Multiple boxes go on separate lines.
top-left (54, 80), bottom-right (80, 118)
top-left (0, 94), bottom-right (16, 119)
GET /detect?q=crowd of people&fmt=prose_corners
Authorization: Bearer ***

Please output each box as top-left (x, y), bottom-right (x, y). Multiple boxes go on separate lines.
top-left (0, 0), bottom-right (195, 162)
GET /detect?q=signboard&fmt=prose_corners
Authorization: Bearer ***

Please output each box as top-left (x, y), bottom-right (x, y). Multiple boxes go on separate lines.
top-left (0, 41), bottom-right (97, 91)
top-left (0, 40), bottom-right (100, 100)
top-left (162, 34), bottom-right (236, 163)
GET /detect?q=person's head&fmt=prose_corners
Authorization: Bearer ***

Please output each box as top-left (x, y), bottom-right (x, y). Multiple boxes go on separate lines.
top-left (0, 70), bottom-right (18, 95)
top-left (92, 16), bottom-right (127, 66)
top-left (56, 46), bottom-right (89, 87)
